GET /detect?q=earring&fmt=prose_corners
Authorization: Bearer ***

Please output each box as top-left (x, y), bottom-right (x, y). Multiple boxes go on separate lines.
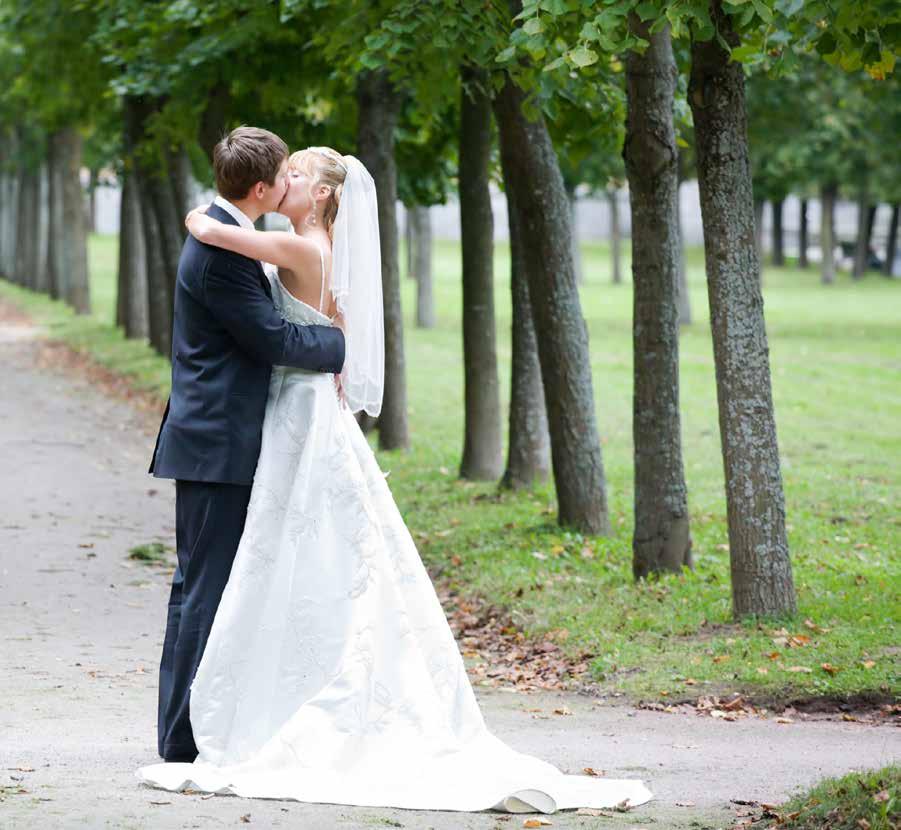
top-left (306, 211), bottom-right (316, 227)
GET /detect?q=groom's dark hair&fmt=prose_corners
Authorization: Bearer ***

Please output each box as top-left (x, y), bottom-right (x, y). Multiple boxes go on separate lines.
top-left (213, 126), bottom-right (288, 200)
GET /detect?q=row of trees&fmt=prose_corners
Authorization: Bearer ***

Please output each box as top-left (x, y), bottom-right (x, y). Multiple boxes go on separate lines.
top-left (0, 0), bottom-right (897, 619)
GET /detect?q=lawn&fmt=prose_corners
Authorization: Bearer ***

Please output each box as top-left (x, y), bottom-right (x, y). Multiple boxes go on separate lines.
top-left (3, 232), bottom-right (898, 704)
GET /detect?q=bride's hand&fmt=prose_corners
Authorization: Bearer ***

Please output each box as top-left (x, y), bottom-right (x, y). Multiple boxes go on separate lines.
top-left (185, 205), bottom-right (216, 241)
top-left (334, 373), bottom-right (348, 409)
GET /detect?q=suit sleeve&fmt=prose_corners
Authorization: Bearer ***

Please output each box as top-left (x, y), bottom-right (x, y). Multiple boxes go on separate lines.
top-left (202, 250), bottom-right (345, 373)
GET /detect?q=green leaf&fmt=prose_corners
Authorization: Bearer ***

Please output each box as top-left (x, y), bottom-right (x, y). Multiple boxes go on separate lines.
top-left (523, 17), bottom-right (544, 35)
top-left (539, 0), bottom-right (569, 15)
top-left (730, 43), bottom-right (759, 62)
top-left (750, 0), bottom-right (773, 22)
top-left (815, 32), bottom-right (837, 55)
top-left (495, 46), bottom-right (516, 63)
top-left (635, 1), bottom-right (658, 22)
top-left (568, 45), bottom-right (598, 67)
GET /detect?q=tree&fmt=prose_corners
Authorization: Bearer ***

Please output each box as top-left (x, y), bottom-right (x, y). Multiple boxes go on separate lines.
top-left (459, 66), bottom-right (503, 480)
top-left (623, 16), bottom-right (691, 578)
top-left (688, 1), bottom-right (795, 615)
top-left (494, 71), bottom-right (611, 533)
top-left (357, 69), bottom-right (409, 451)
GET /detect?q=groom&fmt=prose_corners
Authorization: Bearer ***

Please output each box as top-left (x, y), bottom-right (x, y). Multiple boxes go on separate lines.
top-left (148, 126), bottom-right (346, 762)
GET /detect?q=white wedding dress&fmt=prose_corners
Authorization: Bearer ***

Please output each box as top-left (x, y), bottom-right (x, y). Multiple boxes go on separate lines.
top-left (136, 260), bottom-right (654, 814)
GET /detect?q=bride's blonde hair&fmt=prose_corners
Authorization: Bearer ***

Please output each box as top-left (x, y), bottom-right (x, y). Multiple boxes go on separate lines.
top-left (288, 146), bottom-right (347, 239)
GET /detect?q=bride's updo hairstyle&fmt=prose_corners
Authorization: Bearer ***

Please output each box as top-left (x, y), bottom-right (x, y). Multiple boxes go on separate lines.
top-left (288, 146), bottom-right (348, 239)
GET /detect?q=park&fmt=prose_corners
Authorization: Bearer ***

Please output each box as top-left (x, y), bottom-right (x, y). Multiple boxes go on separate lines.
top-left (0, 1), bottom-right (898, 828)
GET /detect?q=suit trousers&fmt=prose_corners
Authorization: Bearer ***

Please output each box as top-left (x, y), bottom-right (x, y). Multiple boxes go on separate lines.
top-left (157, 479), bottom-right (252, 761)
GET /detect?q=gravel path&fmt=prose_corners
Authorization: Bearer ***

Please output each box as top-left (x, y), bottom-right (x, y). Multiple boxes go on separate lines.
top-left (1, 305), bottom-right (897, 830)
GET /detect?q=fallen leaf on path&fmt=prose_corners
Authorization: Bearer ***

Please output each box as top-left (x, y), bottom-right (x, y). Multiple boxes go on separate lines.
top-left (582, 767), bottom-right (604, 777)
top-left (523, 819), bottom-right (552, 827)
top-left (575, 807), bottom-right (611, 816)
top-left (675, 800), bottom-right (696, 807)
top-left (775, 717), bottom-right (794, 724)
top-left (553, 706), bottom-right (572, 716)
top-left (239, 814), bottom-right (251, 823)
top-left (149, 801), bottom-right (171, 805)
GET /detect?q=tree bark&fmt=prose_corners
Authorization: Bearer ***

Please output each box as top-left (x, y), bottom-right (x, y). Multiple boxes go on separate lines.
top-left (608, 188), bottom-right (622, 284)
top-left (357, 70), bottom-right (409, 451)
top-left (56, 128), bottom-right (90, 314)
top-left (116, 165), bottom-right (150, 338)
top-left (459, 65), bottom-right (503, 481)
top-left (820, 183), bottom-right (837, 284)
top-left (500, 172), bottom-right (550, 490)
top-left (884, 203), bottom-right (898, 277)
top-left (409, 205), bottom-right (434, 328)
top-left (494, 74), bottom-right (610, 534)
top-left (624, 18), bottom-right (692, 579)
top-left (798, 198), bottom-right (809, 268)
top-left (566, 184), bottom-right (584, 284)
top-left (689, 1), bottom-right (796, 618)
top-left (852, 183), bottom-right (870, 279)
top-left (771, 197), bottom-right (785, 267)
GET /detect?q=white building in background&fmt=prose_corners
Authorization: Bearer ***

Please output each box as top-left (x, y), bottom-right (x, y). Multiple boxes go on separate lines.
top-left (91, 179), bottom-right (896, 273)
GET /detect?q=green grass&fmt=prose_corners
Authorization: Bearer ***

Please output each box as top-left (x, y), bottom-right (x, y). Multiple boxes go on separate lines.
top-left (766, 764), bottom-right (899, 829)
top-left (1, 233), bottom-right (898, 704)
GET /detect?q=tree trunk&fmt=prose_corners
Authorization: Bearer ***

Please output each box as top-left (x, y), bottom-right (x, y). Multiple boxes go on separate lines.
top-left (624, 17), bottom-right (692, 579)
top-left (493, 74), bottom-right (610, 534)
top-left (884, 203), bottom-right (899, 277)
top-left (0, 132), bottom-right (20, 279)
top-left (409, 205), bottom-right (434, 328)
top-left (771, 197), bottom-right (785, 266)
top-left (357, 70), bottom-right (409, 451)
top-left (198, 81), bottom-right (232, 164)
top-left (608, 188), bottom-right (622, 284)
top-left (125, 96), bottom-right (174, 353)
top-left (14, 166), bottom-right (37, 288)
top-left (34, 161), bottom-right (50, 295)
top-left (688, 0), bottom-right (796, 618)
top-left (87, 168), bottom-right (99, 234)
top-left (500, 171), bottom-right (550, 490)
top-left (56, 128), bottom-right (90, 314)
top-left (852, 183), bottom-right (870, 279)
top-left (116, 165), bottom-right (150, 338)
top-left (46, 133), bottom-right (65, 301)
top-left (405, 209), bottom-right (414, 278)
top-left (459, 65), bottom-right (503, 481)
top-left (676, 180), bottom-right (692, 326)
top-left (566, 184), bottom-right (584, 284)
top-left (798, 198), bottom-right (809, 268)
top-left (820, 183), bottom-right (837, 284)
top-left (167, 146), bottom-right (193, 238)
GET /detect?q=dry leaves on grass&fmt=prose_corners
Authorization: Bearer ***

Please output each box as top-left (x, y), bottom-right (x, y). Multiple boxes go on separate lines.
top-left (437, 583), bottom-right (599, 694)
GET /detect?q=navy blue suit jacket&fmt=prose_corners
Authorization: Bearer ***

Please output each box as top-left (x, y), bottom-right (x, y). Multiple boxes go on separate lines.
top-left (149, 204), bottom-right (345, 485)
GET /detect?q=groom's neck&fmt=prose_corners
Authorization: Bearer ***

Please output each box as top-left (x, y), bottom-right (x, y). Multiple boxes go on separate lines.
top-left (227, 196), bottom-right (262, 224)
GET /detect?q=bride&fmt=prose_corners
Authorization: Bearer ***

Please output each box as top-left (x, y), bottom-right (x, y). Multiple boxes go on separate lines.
top-left (136, 146), bottom-right (654, 814)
